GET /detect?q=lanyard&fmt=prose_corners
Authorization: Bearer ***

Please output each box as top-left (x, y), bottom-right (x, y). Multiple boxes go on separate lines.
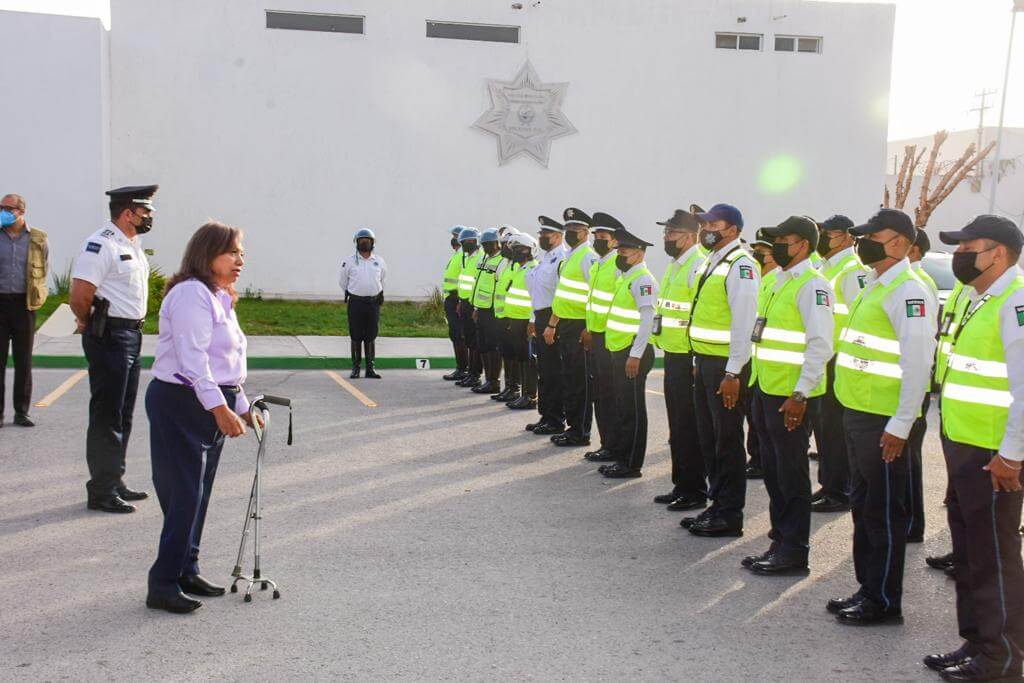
top-left (951, 293), bottom-right (993, 344)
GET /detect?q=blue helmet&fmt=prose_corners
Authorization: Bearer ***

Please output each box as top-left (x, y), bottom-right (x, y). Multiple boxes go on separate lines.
top-left (353, 228), bottom-right (376, 244)
top-left (480, 228), bottom-right (500, 243)
top-left (458, 227), bottom-right (480, 243)
top-left (449, 225), bottom-right (464, 237)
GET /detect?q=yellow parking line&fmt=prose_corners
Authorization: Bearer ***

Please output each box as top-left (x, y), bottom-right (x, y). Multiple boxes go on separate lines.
top-left (324, 370), bottom-right (378, 408)
top-left (35, 369), bottom-right (88, 408)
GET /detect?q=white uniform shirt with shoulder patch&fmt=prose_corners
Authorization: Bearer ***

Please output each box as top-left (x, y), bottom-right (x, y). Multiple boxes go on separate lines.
top-left (71, 222), bottom-right (149, 319)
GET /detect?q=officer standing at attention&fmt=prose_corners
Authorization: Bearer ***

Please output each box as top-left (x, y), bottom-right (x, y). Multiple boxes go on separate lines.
top-left (743, 231), bottom-right (778, 480)
top-left (811, 214), bottom-right (867, 513)
top-left (469, 228), bottom-right (504, 395)
top-left (503, 232), bottom-right (541, 410)
top-left (525, 216), bottom-right (568, 435)
top-left (0, 193), bottom-right (48, 427)
top-left (581, 217), bottom-right (621, 463)
top-left (545, 208), bottom-right (597, 447)
top-left (595, 216), bottom-right (659, 478)
top-left (492, 228), bottom-right (522, 403)
top-left (442, 226), bottom-right (469, 381)
top-left (744, 216), bottom-right (834, 574)
top-left (829, 208), bottom-right (936, 625)
top-left (651, 209), bottom-right (708, 510)
top-left (69, 185), bottom-right (157, 513)
top-left (339, 228), bottom-right (386, 379)
top-left (455, 227), bottom-right (484, 388)
top-left (924, 216), bottom-right (1024, 680)
top-left (683, 203), bottom-right (760, 538)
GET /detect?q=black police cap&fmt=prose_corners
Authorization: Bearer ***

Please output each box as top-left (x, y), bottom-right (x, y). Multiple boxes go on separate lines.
top-left (760, 215), bottom-right (820, 250)
top-left (940, 215), bottom-right (1024, 253)
top-left (914, 229), bottom-right (931, 254)
top-left (819, 214), bottom-right (854, 232)
top-left (656, 209), bottom-right (700, 232)
top-left (563, 207), bottom-right (592, 227)
top-left (106, 184), bottom-right (159, 209)
top-left (851, 208), bottom-right (916, 242)
top-left (538, 215), bottom-right (565, 233)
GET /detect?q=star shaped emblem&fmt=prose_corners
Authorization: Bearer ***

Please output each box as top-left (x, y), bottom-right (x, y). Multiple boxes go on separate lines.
top-left (473, 61), bottom-right (577, 168)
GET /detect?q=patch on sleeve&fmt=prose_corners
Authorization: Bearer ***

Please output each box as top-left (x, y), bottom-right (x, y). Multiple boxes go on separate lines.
top-left (815, 289), bottom-right (830, 307)
top-left (905, 299), bottom-right (926, 318)
top-left (119, 253), bottom-right (132, 261)
top-left (856, 274), bottom-right (867, 288)
top-left (639, 284), bottom-right (652, 297)
top-left (738, 264), bottom-right (754, 280)
top-left (1016, 305), bottom-right (1024, 327)
top-left (341, 261), bottom-right (346, 268)
top-left (85, 242), bottom-right (102, 254)
top-left (100, 229), bottom-right (115, 237)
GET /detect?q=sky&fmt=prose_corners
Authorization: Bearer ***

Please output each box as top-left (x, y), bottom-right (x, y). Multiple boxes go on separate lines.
top-left (1, 0), bottom-right (1021, 141)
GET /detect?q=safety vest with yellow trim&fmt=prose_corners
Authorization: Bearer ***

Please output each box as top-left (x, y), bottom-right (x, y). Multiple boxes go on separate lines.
top-left (605, 265), bottom-right (653, 353)
top-left (471, 253), bottom-right (504, 309)
top-left (914, 264), bottom-right (938, 294)
top-left (493, 258), bottom-right (514, 318)
top-left (585, 255), bottom-right (620, 334)
top-left (653, 248), bottom-right (704, 353)
top-left (458, 249), bottom-right (483, 301)
top-left (940, 275), bottom-right (1023, 449)
top-left (442, 249), bottom-right (463, 294)
top-left (823, 251), bottom-right (867, 347)
top-left (751, 266), bottom-right (827, 398)
top-left (689, 247), bottom-right (748, 357)
top-left (552, 245), bottom-right (595, 320)
top-left (934, 281), bottom-right (967, 385)
top-left (502, 260), bottom-right (537, 320)
top-left (834, 268), bottom-right (918, 416)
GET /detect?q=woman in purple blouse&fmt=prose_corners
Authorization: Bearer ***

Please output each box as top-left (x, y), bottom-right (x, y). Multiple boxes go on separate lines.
top-left (145, 221), bottom-right (257, 614)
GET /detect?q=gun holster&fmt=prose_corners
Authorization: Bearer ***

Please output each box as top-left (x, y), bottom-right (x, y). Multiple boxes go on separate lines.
top-left (87, 297), bottom-right (110, 337)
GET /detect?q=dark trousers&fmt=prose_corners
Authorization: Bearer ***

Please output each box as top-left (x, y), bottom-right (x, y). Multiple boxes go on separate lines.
top-left (693, 354), bottom-right (747, 524)
top-left (590, 332), bottom-right (618, 451)
top-left (664, 351), bottom-right (707, 499)
top-left (0, 293), bottom-right (35, 417)
top-left (476, 307), bottom-right (497, 353)
top-left (744, 393), bottom-right (761, 469)
top-left (943, 436), bottom-right (1024, 669)
top-left (844, 408), bottom-right (908, 608)
top-left (751, 388), bottom-right (813, 562)
top-left (347, 295), bottom-right (380, 342)
top-left (813, 359), bottom-right (850, 501)
top-left (534, 308), bottom-right (564, 425)
top-left (498, 316), bottom-right (516, 361)
top-left (444, 291), bottom-right (463, 341)
top-left (508, 318), bottom-right (537, 397)
top-left (905, 392), bottom-right (930, 539)
top-left (459, 299), bottom-right (481, 376)
top-left (146, 380), bottom-right (235, 596)
top-left (610, 345), bottom-right (654, 470)
top-left (557, 318), bottom-right (592, 437)
top-left (82, 327), bottom-right (143, 500)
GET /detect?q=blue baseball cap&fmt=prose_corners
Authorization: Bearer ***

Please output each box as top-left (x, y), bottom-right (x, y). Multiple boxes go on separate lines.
top-left (697, 203), bottom-right (744, 229)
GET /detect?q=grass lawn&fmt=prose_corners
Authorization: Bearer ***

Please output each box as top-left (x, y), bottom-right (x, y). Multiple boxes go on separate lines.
top-left (35, 295), bottom-right (448, 337)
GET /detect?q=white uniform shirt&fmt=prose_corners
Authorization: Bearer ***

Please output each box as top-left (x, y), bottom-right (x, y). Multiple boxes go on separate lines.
top-left (857, 258), bottom-right (938, 439)
top-left (769, 258), bottom-right (835, 395)
top-left (71, 222), bottom-right (149, 319)
top-left (961, 266), bottom-right (1024, 460)
top-left (696, 239), bottom-right (760, 374)
top-left (526, 242), bottom-right (568, 312)
top-left (338, 252), bottom-right (387, 297)
top-left (823, 246), bottom-right (867, 307)
top-left (624, 263), bottom-right (660, 358)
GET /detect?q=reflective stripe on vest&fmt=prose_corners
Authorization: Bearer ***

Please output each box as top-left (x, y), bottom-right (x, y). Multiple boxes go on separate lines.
top-left (585, 256), bottom-right (620, 333)
top-left (824, 253), bottom-right (867, 347)
top-left (553, 246), bottom-right (596, 319)
top-left (502, 261), bottom-right (538, 320)
top-left (458, 250), bottom-right (483, 300)
top-left (472, 253), bottom-right (503, 309)
top-left (443, 249), bottom-right (463, 293)
top-left (654, 248), bottom-right (703, 353)
top-left (605, 267), bottom-right (653, 352)
top-left (689, 247), bottom-right (746, 357)
top-left (493, 258), bottom-right (515, 318)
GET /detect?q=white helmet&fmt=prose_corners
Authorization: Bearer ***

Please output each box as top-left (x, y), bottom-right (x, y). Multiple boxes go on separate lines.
top-left (509, 232), bottom-right (539, 258)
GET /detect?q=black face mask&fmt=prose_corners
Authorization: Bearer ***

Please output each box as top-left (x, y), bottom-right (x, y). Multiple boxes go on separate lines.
top-left (664, 240), bottom-right (682, 258)
top-left (952, 248), bottom-right (996, 285)
top-left (135, 213), bottom-right (153, 235)
top-left (855, 236), bottom-right (893, 266)
top-left (593, 238), bottom-right (611, 257)
top-left (451, 238), bottom-right (460, 249)
top-left (565, 230), bottom-right (583, 249)
top-left (357, 239), bottom-right (373, 254)
top-left (483, 242), bottom-right (499, 256)
top-left (500, 244), bottom-right (512, 259)
top-left (816, 232), bottom-right (834, 258)
top-left (539, 234), bottom-right (553, 251)
top-left (615, 255), bottom-right (632, 272)
top-left (751, 251), bottom-right (767, 268)
top-left (700, 228), bottom-right (728, 249)
top-left (513, 249), bottom-right (531, 264)
top-left (772, 242), bottom-right (798, 269)
top-left (463, 240), bottom-right (478, 254)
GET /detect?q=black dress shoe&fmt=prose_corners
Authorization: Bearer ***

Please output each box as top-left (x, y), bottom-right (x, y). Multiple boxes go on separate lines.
top-left (749, 555), bottom-right (809, 575)
top-left (443, 369), bottom-right (467, 381)
top-left (585, 448), bottom-right (617, 462)
top-left (471, 381), bottom-right (499, 394)
top-left (667, 495), bottom-right (708, 512)
top-left (926, 552), bottom-right (955, 571)
top-left (13, 413), bottom-right (34, 427)
top-left (835, 598), bottom-right (902, 625)
top-left (811, 495), bottom-right (851, 513)
top-left (116, 487), bottom-right (149, 502)
top-left (654, 492), bottom-right (680, 504)
top-left (810, 487), bottom-right (825, 503)
top-left (508, 396), bottom-right (537, 410)
top-left (945, 564), bottom-right (958, 580)
top-left (939, 656), bottom-right (1022, 681)
top-left (551, 431), bottom-right (577, 443)
top-left (681, 508), bottom-right (714, 529)
top-left (87, 496), bottom-right (136, 513)
top-left (350, 366), bottom-right (361, 379)
top-left (462, 376), bottom-right (482, 388)
top-left (688, 517), bottom-right (743, 537)
top-left (364, 367), bottom-right (382, 379)
top-left (923, 644), bottom-right (975, 672)
top-left (601, 465), bottom-right (642, 479)
top-left (745, 464), bottom-right (763, 479)
top-left (178, 574), bottom-right (226, 597)
top-left (826, 593), bottom-right (864, 614)
top-left (532, 423), bottom-right (565, 436)
top-left (742, 548), bottom-right (774, 568)
top-left (525, 420), bottom-right (547, 432)
top-left (553, 434), bottom-right (590, 447)
top-left (491, 388), bottom-right (514, 401)
top-left (146, 591), bottom-right (203, 614)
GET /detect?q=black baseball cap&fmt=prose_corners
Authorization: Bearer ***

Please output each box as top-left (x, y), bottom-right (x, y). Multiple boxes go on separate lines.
top-left (914, 229), bottom-right (931, 254)
top-left (940, 215), bottom-right (1024, 252)
top-left (819, 214), bottom-right (854, 232)
top-left (656, 209), bottom-right (700, 232)
top-left (851, 208), bottom-right (916, 242)
top-left (697, 203), bottom-right (744, 229)
top-left (759, 215), bottom-right (820, 250)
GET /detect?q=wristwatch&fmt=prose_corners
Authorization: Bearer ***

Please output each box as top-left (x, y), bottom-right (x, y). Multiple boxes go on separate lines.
top-left (723, 372), bottom-right (738, 380)
top-left (790, 391), bottom-right (807, 403)
top-left (546, 324), bottom-right (557, 330)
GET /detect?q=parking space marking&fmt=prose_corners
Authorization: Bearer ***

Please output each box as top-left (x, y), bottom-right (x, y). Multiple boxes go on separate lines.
top-left (324, 370), bottom-right (378, 408)
top-left (34, 370), bottom-right (88, 408)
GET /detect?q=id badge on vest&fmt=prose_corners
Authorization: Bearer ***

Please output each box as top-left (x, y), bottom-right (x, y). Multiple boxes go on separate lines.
top-left (751, 316), bottom-right (767, 343)
top-left (652, 314), bottom-right (663, 335)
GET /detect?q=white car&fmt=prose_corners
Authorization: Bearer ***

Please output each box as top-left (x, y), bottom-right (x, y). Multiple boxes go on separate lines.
top-left (920, 251), bottom-right (955, 307)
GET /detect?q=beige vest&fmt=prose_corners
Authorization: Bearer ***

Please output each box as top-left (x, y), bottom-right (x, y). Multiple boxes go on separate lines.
top-left (26, 228), bottom-right (48, 311)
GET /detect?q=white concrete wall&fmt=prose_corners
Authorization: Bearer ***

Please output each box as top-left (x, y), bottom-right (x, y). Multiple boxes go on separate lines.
top-left (109, 0), bottom-right (894, 298)
top-left (0, 10), bottom-right (109, 285)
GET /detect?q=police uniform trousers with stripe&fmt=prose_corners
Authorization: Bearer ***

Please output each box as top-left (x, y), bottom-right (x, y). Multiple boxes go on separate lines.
top-left (146, 379), bottom-right (237, 596)
top-left (590, 332), bottom-right (618, 451)
top-left (82, 324), bottom-right (143, 500)
top-left (557, 318), bottom-right (592, 437)
top-left (534, 308), bottom-right (564, 426)
top-left (844, 408), bottom-right (908, 609)
top-left (693, 355), bottom-right (748, 525)
top-left (751, 388), bottom-right (814, 562)
top-left (610, 345), bottom-right (654, 470)
top-left (812, 359), bottom-right (851, 502)
top-left (943, 435), bottom-right (1024, 670)
top-left (904, 391), bottom-right (930, 540)
top-left (664, 351), bottom-right (707, 499)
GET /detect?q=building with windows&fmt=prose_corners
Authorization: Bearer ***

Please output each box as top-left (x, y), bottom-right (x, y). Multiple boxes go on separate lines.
top-left (1, 0), bottom-right (895, 298)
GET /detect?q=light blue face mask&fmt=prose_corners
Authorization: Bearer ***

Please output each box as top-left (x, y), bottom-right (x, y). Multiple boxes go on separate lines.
top-left (0, 210), bottom-right (15, 227)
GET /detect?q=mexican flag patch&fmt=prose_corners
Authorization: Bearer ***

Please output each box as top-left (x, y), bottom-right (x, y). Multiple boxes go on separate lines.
top-left (738, 265), bottom-right (754, 280)
top-left (815, 289), bottom-right (830, 307)
top-left (639, 284), bottom-right (653, 296)
top-left (857, 274), bottom-right (867, 288)
top-left (905, 299), bottom-right (926, 318)
top-left (1016, 305), bottom-right (1024, 327)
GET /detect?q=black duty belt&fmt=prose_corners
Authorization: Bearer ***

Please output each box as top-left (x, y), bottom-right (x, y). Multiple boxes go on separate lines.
top-left (107, 317), bottom-right (144, 330)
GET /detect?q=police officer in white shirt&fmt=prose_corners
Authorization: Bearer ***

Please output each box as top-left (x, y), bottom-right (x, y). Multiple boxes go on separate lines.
top-left (339, 228), bottom-right (387, 379)
top-left (69, 185), bottom-right (156, 514)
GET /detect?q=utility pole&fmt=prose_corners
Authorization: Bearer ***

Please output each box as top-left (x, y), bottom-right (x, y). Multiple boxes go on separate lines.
top-left (969, 89), bottom-right (997, 180)
top-left (989, 1), bottom-right (1023, 212)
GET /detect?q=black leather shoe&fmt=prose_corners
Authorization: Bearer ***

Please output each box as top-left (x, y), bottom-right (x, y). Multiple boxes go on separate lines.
top-left (745, 464), bottom-right (763, 479)
top-left (654, 492), bottom-right (680, 504)
top-left (750, 556), bottom-right (809, 575)
top-left (532, 423), bottom-right (565, 436)
top-left (443, 369), bottom-right (467, 381)
top-left (811, 487), bottom-right (825, 503)
top-left (472, 381), bottom-right (499, 394)
top-left (116, 487), bottom-right (149, 502)
top-left (681, 508), bottom-right (714, 529)
top-left (491, 387), bottom-right (514, 401)
top-left (835, 599), bottom-right (902, 625)
top-left (602, 465), bottom-right (642, 479)
top-left (826, 594), bottom-right (863, 614)
top-left (811, 495), bottom-right (851, 513)
top-left (939, 656), bottom-right (1022, 681)
top-left (350, 366), bottom-right (361, 379)
top-left (742, 548), bottom-right (774, 568)
top-left (508, 396), bottom-right (537, 410)
top-left (923, 644), bottom-right (975, 672)
top-left (553, 434), bottom-right (590, 447)
top-left (667, 495), bottom-right (708, 512)
top-left (945, 564), bottom-right (958, 580)
top-left (525, 420), bottom-right (545, 432)
top-left (688, 517), bottom-right (743, 537)
top-left (178, 574), bottom-right (226, 597)
top-left (13, 413), bottom-right (34, 427)
top-left (87, 496), bottom-right (136, 513)
top-left (364, 367), bottom-right (381, 379)
top-left (146, 591), bottom-right (203, 614)
top-left (585, 448), bottom-right (617, 462)
top-left (551, 431), bottom-right (578, 443)
top-left (926, 552), bottom-right (955, 571)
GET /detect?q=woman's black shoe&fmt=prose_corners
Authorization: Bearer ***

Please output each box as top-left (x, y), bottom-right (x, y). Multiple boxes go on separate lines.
top-left (146, 591), bottom-right (203, 614)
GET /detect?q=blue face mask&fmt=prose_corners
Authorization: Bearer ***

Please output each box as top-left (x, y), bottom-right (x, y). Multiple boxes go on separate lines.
top-left (0, 210), bottom-right (15, 227)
